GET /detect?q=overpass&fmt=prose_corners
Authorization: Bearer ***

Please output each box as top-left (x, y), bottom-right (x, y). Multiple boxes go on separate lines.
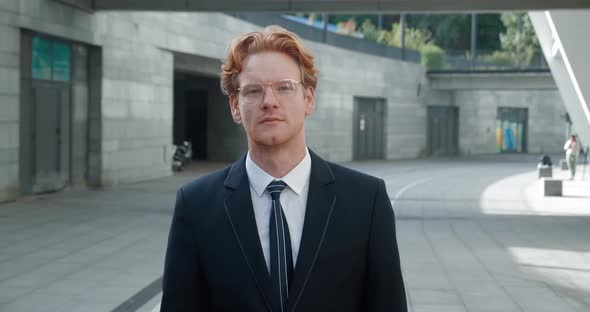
top-left (57, 0), bottom-right (590, 12)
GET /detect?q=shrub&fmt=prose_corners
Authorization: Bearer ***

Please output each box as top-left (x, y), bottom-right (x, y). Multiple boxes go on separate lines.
top-left (482, 51), bottom-right (517, 68)
top-left (421, 44), bottom-right (445, 70)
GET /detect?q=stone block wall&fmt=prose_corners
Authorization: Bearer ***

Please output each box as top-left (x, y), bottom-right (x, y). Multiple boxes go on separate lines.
top-left (99, 34), bottom-right (174, 184)
top-left (8, 1), bottom-right (570, 201)
top-left (306, 42), bottom-right (426, 161)
top-left (0, 23), bottom-right (20, 202)
top-left (454, 89), bottom-right (566, 155)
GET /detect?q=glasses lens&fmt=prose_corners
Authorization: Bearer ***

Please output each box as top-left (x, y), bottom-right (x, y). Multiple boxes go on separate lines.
top-left (273, 80), bottom-right (296, 95)
top-left (240, 84), bottom-right (264, 102)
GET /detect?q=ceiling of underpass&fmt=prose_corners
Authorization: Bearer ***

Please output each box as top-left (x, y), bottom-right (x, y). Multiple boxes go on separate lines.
top-left (57, 0), bottom-right (590, 12)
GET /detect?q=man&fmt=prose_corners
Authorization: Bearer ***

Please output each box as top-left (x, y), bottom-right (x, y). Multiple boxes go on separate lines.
top-left (161, 25), bottom-right (407, 312)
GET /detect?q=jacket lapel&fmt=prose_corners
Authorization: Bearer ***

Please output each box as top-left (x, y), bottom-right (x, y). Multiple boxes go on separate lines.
top-left (223, 155), bottom-right (273, 311)
top-left (288, 150), bottom-right (336, 311)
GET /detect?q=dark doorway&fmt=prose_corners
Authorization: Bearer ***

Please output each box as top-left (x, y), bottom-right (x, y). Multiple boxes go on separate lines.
top-left (353, 97), bottom-right (386, 160)
top-left (427, 106), bottom-right (459, 157)
top-left (185, 90), bottom-right (207, 160)
top-left (173, 73), bottom-right (214, 160)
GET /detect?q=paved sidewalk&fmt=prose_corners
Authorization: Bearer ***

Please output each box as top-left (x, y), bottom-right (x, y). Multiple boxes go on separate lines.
top-left (0, 156), bottom-right (589, 312)
top-left (391, 164), bottom-right (590, 312)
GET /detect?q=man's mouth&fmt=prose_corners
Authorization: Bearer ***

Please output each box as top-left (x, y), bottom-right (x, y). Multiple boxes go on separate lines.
top-left (260, 117), bottom-right (283, 123)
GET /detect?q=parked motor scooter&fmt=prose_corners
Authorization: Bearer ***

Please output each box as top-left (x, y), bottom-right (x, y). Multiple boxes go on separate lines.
top-left (172, 141), bottom-right (192, 172)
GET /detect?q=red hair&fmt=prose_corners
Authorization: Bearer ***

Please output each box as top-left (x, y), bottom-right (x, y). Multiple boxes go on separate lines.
top-left (220, 25), bottom-right (319, 95)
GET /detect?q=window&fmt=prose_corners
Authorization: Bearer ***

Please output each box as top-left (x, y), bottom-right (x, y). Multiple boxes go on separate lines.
top-left (52, 42), bottom-right (71, 81)
top-left (31, 36), bottom-right (71, 82)
top-left (32, 37), bottom-right (52, 80)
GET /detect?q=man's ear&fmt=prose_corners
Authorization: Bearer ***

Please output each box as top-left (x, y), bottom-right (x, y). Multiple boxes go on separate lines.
top-left (304, 86), bottom-right (315, 116)
top-left (229, 95), bottom-right (242, 124)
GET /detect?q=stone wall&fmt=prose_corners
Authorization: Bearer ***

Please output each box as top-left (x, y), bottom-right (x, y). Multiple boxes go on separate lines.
top-left (0, 2), bottom-right (427, 201)
top-left (1, 0), bottom-right (568, 202)
top-left (0, 21), bottom-right (19, 202)
top-left (427, 72), bottom-right (567, 155)
top-left (454, 89), bottom-right (566, 155)
top-left (307, 42), bottom-right (426, 161)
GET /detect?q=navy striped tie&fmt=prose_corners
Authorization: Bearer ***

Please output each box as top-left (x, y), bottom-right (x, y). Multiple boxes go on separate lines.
top-left (267, 180), bottom-right (293, 312)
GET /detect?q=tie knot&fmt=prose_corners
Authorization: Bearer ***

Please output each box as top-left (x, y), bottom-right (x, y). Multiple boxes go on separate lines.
top-left (266, 180), bottom-right (287, 200)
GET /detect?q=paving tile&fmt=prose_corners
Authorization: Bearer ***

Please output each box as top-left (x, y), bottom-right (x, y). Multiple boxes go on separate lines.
top-left (1, 158), bottom-right (590, 312)
top-left (0, 292), bottom-right (72, 312)
top-left (0, 286), bottom-right (33, 304)
top-left (413, 304), bottom-right (467, 312)
top-left (409, 288), bottom-right (462, 305)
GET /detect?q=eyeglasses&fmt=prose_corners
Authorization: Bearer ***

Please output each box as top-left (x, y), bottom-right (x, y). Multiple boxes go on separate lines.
top-left (237, 79), bottom-right (302, 105)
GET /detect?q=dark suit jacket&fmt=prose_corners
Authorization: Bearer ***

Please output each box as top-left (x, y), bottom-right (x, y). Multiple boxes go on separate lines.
top-left (161, 150), bottom-right (407, 311)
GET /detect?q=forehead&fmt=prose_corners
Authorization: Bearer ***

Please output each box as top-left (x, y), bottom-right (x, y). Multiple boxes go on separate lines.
top-left (238, 51), bottom-right (301, 84)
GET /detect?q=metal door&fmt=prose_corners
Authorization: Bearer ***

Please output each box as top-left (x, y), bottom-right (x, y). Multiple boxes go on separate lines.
top-left (31, 85), bottom-right (70, 193)
top-left (427, 106), bottom-right (458, 156)
top-left (354, 98), bottom-right (385, 160)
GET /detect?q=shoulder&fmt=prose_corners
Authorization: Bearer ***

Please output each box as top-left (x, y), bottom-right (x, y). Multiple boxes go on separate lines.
top-left (309, 150), bottom-right (383, 188)
top-left (320, 161), bottom-right (389, 218)
top-left (324, 161), bottom-right (384, 192)
top-left (178, 165), bottom-right (231, 200)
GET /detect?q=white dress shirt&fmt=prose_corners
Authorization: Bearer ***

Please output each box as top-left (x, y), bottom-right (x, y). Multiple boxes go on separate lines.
top-left (245, 148), bottom-right (311, 272)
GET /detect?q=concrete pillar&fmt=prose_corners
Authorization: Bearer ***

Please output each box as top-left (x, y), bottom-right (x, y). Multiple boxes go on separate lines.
top-left (0, 24), bottom-right (20, 202)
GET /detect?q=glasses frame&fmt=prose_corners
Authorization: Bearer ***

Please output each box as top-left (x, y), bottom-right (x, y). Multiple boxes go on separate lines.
top-left (236, 79), bottom-right (302, 105)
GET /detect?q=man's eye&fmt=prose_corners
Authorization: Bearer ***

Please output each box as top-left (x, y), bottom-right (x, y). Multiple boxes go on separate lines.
top-left (243, 87), bottom-right (263, 96)
top-left (276, 83), bottom-right (293, 92)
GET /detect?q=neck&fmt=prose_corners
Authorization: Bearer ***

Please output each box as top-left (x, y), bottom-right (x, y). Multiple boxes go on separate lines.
top-left (248, 139), bottom-right (307, 178)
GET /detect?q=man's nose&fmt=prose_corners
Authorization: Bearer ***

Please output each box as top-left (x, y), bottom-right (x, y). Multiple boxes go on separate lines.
top-left (261, 85), bottom-right (279, 108)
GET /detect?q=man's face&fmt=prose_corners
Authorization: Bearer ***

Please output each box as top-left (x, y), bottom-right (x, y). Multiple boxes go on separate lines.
top-left (230, 51), bottom-right (315, 148)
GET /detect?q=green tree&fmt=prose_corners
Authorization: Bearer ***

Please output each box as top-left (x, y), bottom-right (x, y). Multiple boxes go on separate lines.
top-left (407, 14), bottom-right (504, 53)
top-left (499, 13), bottom-right (540, 66)
top-left (407, 14), bottom-right (469, 51)
top-left (477, 14), bottom-right (505, 52)
top-left (329, 14), bottom-right (378, 27)
top-left (378, 23), bottom-right (430, 51)
top-left (360, 19), bottom-right (445, 70)
top-left (360, 19), bottom-right (380, 41)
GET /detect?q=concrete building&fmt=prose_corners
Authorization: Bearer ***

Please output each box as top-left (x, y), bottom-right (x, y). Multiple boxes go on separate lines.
top-left (0, 1), bottom-right (568, 202)
top-left (427, 71), bottom-right (566, 155)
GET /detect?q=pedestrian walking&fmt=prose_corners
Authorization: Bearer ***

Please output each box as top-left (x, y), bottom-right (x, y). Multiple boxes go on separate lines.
top-left (564, 134), bottom-right (581, 180)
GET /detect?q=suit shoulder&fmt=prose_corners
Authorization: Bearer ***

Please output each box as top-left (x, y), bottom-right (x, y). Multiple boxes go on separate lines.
top-left (179, 165), bottom-right (231, 198)
top-left (325, 161), bottom-right (383, 186)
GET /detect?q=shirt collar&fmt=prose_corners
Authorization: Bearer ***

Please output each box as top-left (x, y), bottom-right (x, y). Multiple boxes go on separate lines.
top-left (245, 148), bottom-right (311, 197)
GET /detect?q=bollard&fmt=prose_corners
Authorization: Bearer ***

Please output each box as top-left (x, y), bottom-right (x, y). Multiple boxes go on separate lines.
top-left (538, 166), bottom-right (552, 178)
top-left (542, 178), bottom-right (562, 196)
